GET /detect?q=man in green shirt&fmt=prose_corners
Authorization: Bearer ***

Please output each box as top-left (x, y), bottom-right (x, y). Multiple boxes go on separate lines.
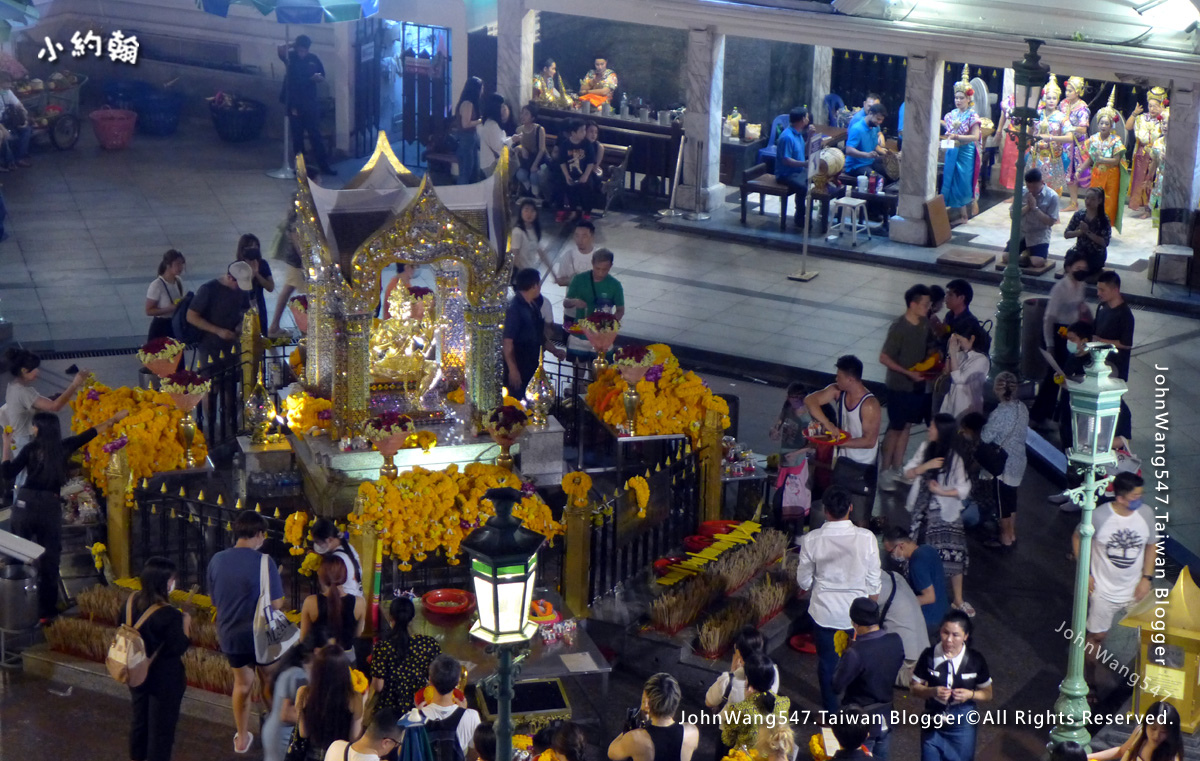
top-left (563, 248), bottom-right (625, 346)
top-left (879, 284), bottom-right (935, 477)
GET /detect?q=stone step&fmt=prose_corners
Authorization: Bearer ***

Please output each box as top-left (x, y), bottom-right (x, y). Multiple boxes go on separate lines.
top-left (20, 644), bottom-right (236, 727)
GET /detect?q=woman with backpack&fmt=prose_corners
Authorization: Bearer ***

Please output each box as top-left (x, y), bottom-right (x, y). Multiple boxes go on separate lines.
top-left (299, 555), bottom-right (365, 662)
top-left (369, 596), bottom-right (441, 713)
top-left (4, 408), bottom-right (125, 620)
top-left (289, 644), bottom-right (365, 761)
top-left (144, 249), bottom-right (186, 341)
top-left (127, 556), bottom-right (191, 761)
top-left (311, 518), bottom-right (363, 597)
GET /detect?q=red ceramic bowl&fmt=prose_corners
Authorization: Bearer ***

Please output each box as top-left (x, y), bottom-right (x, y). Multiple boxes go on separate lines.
top-left (421, 589), bottom-right (474, 616)
top-left (698, 520), bottom-right (739, 538)
top-left (683, 535), bottom-right (714, 553)
top-left (654, 556), bottom-right (686, 576)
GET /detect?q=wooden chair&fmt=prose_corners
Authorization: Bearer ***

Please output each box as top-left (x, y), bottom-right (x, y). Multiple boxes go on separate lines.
top-left (740, 163), bottom-right (797, 231)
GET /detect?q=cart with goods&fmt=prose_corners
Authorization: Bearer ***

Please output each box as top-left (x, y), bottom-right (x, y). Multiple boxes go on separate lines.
top-left (208, 91), bottom-right (266, 143)
top-left (13, 71), bottom-right (87, 150)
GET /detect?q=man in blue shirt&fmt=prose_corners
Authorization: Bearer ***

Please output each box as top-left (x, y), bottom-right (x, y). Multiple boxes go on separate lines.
top-left (775, 107), bottom-right (811, 210)
top-left (844, 103), bottom-right (888, 176)
top-left (884, 527), bottom-right (948, 641)
top-left (849, 93), bottom-right (880, 128)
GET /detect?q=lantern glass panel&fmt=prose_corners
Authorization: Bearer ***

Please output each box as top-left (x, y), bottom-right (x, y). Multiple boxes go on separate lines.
top-left (1073, 410), bottom-right (1096, 454)
top-left (521, 559), bottom-right (537, 626)
top-left (1020, 80), bottom-right (1040, 111)
top-left (474, 573), bottom-right (497, 634)
top-left (1096, 412), bottom-right (1117, 456)
top-left (497, 574), bottom-right (527, 633)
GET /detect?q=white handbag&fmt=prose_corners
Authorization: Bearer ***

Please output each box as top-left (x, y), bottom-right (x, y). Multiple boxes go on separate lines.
top-left (252, 554), bottom-right (299, 664)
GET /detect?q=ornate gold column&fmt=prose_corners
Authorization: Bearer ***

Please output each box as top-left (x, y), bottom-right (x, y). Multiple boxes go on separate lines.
top-left (349, 526), bottom-right (379, 636)
top-left (240, 308), bottom-right (261, 405)
top-left (562, 501), bottom-right (592, 618)
top-left (463, 302), bottom-right (505, 427)
top-left (435, 264), bottom-right (467, 389)
top-left (306, 285), bottom-right (334, 398)
top-left (104, 448), bottom-right (132, 580)
top-left (698, 408), bottom-right (725, 523)
top-left (333, 312), bottom-right (373, 439)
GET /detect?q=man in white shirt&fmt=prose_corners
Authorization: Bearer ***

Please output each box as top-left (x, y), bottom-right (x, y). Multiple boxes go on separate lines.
top-left (554, 220), bottom-right (596, 286)
top-left (1076, 472), bottom-right (1156, 692)
top-left (324, 708), bottom-right (403, 761)
top-left (796, 486), bottom-right (882, 713)
top-left (406, 654), bottom-right (481, 755)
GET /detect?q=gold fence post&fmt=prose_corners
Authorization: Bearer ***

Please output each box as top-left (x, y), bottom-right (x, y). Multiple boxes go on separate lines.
top-left (332, 313), bottom-right (372, 439)
top-left (698, 408), bottom-right (724, 523)
top-left (105, 448), bottom-right (133, 579)
top-left (562, 501), bottom-right (592, 618)
top-left (350, 526), bottom-right (379, 637)
top-left (241, 308), bottom-right (261, 405)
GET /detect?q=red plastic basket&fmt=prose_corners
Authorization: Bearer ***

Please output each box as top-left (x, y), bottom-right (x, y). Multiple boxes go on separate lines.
top-left (88, 106), bottom-right (137, 150)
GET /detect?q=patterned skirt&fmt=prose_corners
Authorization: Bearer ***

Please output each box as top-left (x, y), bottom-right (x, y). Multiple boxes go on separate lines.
top-left (910, 482), bottom-right (969, 577)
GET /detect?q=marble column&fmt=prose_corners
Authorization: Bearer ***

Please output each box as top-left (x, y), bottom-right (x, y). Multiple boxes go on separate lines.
top-left (496, 0), bottom-right (536, 112)
top-left (676, 26), bottom-right (725, 213)
top-left (1159, 80), bottom-right (1200, 248)
top-left (890, 51), bottom-right (945, 246)
top-left (810, 46), bottom-right (833, 125)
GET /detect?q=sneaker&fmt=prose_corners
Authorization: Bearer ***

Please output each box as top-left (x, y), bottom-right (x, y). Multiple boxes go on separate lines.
top-left (1058, 500), bottom-right (1082, 513)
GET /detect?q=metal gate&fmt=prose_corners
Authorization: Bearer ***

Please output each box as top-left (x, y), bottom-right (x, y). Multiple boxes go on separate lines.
top-left (353, 16), bottom-right (383, 158)
top-left (396, 22), bottom-right (451, 168)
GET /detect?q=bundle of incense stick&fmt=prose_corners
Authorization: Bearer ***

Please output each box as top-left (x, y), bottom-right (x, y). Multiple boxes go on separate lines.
top-left (183, 648), bottom-right (235, 695)
top-left (650, 572), bottom-right (723, 633)
top-left (45, 618), bottom-right (114, 661)
top-left (76, 584), bottom-right (126, 625)
top-left (712, 544), bottom-right (760, 593)
top-left (698, 599), bottom-right (754, 656)
top-left (749, 573), bottom-right (791, 623)
top-left (751, 529), bottom-right (789, 568)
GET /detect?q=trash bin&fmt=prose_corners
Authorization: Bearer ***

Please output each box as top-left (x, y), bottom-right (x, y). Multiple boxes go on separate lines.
top-left (1021, 296), bottom-right (1049, 381)
top-left (0, 564), bottom-right (38, 631)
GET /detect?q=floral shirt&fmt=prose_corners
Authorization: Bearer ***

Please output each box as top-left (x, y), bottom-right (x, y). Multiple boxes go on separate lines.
top-left (981, 399), bottom-right (1028, 487)
top-left (581, 68), bottom-right (618, 100)
top-left (1085, 132), bottom-right (1125, 162)
top-left (369, 634), bottom-right (441, 712)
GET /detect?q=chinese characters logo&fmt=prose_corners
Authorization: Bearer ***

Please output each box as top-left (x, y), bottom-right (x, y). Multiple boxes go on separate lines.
top-left (38, 30), bottom-right (138, 64)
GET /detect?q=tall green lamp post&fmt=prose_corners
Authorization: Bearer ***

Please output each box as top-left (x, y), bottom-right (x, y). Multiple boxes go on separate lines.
top-left (992, 39), bottom-right (1050, 377)
top-left (1048, 343), bottom-right (1128, 750)
top-left (462, 487), bottom-right (544, 761)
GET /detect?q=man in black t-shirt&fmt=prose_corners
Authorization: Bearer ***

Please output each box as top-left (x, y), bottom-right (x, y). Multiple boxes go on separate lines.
top-left (188, 262), bottom-right (253, 365)
top-left (277, 35), bottom-right (335, 176)
top-left (503, 268), bottom-right (565, 394)
top-left (1093, 271), bottom-right (1134, 439)
top-left (554, 119), bottom-right (597, 222)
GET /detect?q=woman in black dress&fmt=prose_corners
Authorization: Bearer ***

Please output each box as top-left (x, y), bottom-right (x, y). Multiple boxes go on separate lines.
top-left (368, 596), bottom-right (440, 713)
top-left (127, 556), bottom-right (191, 761)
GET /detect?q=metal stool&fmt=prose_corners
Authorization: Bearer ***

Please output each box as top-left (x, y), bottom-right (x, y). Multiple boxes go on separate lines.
top-left (830, 197), bottom-right (871, 247)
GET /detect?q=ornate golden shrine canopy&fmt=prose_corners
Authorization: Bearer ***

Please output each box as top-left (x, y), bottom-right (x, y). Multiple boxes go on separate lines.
top-left (292, 132), bottom-right (514, 435)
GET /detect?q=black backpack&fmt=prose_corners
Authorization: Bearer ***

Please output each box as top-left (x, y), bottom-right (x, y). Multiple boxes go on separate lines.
top-left (424, 707), bottom-right (467, 761)
top-left (171, 291), bottom-right (202, 347)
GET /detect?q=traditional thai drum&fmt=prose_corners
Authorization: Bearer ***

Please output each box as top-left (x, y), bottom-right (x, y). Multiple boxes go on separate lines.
top-left (811, 147), bottom-right (846, 192)
top-left (883, 151), bottom-right (901, 181)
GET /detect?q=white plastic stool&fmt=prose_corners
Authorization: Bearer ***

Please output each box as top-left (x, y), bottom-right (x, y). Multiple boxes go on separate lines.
top-left (830, 197), bottom-right (871, 247)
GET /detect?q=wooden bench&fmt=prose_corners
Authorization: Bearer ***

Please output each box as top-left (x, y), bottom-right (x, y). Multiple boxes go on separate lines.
top-left (543, 134), bottom-right (631, 213)
top-left (740, 163), bottom-right (797, 231)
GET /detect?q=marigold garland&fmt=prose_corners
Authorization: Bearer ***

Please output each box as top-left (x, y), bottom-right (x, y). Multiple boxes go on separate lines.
top-left (447, 387), bottom-right (466, 405)
top-left (625, 475), bottom-right (650, 518)
top-left (285, 512), bottom-right (309, 555)
top-left (70, 381), bottom-right (209, 493)
top-left (283, 391), bottom-right (332, 434)
top-left (585, 345), bottom-right (730, 443)
top-left (561, 471), bottom-right (592, 508)
top-left (350, 668), bottom-right (369, 693)
top-left (348, 463), bottom-right (562, 571)
top-left (298, 552), bottom-right (322, 576)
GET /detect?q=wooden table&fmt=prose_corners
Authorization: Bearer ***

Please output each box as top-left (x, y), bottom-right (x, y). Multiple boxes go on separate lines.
top-left (720, 137), bottom-right (767, 187)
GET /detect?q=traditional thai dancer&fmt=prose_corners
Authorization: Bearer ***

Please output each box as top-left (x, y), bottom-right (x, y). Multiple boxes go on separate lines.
top-left (1082, 88), bottom-right (1128, 231)
top-left (940, 65), bottom-right (982, 224)
top-left (997, 93), bottom-right (1019, 200)
top-left (1150, 109), bottom-right (1169, 229)
top-left (1032, 74), bottom-right (1067, 195)
top-left (1126, 86), bottom-right (1167, 219)
top-left (1059, 76), bottom-right (1092, 211)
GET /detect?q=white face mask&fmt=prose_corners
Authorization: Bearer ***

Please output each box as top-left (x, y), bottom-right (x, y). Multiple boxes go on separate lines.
top-left (314, 542), bottom-right (330, 555)
top-left (891, 551), bottom-right (905, 563)
top-left (168, 580), bottom-right (176, 594)
top-left (1067, 341), bottom-right (1080, 354)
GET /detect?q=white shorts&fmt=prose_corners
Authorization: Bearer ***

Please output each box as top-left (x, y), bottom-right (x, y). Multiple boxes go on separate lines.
top-left (1087, 595), bottom-right (1132, 634)
top-left (283, 263), bottom-right (307, 293)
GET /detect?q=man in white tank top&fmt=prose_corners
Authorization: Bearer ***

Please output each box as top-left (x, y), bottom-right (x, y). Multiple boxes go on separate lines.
top-left (805, 355), bottom-right (882, 526)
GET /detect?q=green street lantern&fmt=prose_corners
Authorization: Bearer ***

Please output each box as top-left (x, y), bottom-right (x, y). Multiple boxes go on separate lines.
top-left (462, 487), bottom-right (543, 645)
top-left (1050, 342), bottom-right (1128, 751)
top-left (1065, 343), bottom-right (1127, 469)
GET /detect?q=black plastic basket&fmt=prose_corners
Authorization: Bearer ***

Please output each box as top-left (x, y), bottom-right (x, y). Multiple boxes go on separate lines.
top-left (210, 99), bottom-right (266, 143)
top-left (134, 90), bottom-right (185, 136)
top-left (103, 80), bottom-right (152, 111)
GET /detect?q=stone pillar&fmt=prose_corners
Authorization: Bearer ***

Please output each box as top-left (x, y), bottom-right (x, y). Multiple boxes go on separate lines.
top-left (676, 26), bottom-right (725, 214)
top-left (1159, 80), bottom-right (1200, 248)
top-left (496, 0), bottom-right (536, 111)
top-left (810, 46), bottom-right (833, 125)
top-left (890, 51), bottom-right (946, 246)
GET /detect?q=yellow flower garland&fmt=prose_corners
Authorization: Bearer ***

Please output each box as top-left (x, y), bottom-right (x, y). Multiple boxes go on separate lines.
top-left (348, 463), bottom-right (562, 571)
top-left (447, 387), bottom-right (466, 405)
top-left (585, 345), bottom-right (730, 443)
top-left (285, 512), bottom-right (309, 555)
top-left (298, 552), bottom-right (322, 576)
top-left (283, 391), bottom-right (332, 434)
top-left (350, 668), bottom-right (369, 693)
top-left (90, 543), bottom-right (107, 571)
top-left (625, 476), bottom-right (650, 518)
top-left (561, 471), bottom-right (592, 508)
top-left (70, 382), bottom-right (209, 493)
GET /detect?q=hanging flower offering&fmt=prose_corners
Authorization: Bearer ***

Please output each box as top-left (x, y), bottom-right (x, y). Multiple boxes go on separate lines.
top-left (626, 475), bottom-right (650, 518)
top-left (137, 337), bottom-right (184, 365)
top-left (285, 511), bottom-right (309, 555)
top-left (298, 552), bottom-right (322, 576)
top-left (577, 312), bottom-right (621, 334)
top-left (487, 405), bottom-right (528, 439)
top-left (364, 412), bottom-right (415, 441)
top-left (102, 435), bottom-right (129, 454)
top-left (283, 391), bottom-right (333, 434)
top-left (447, 386), bottom-right (466, 405)
top-left (613, 345), bottom-right (653, 368)
top-left (561, 471), bottom-right (593, 508)
top-left (160, 370), bottom-right (212, 396)
top-left (350, 668), bottom-right (369, 693)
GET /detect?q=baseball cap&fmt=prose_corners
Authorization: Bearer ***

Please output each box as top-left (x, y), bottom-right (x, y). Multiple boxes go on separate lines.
top-left (228, 261), bottom-right (254, 291)
top-left (849, 597), bottom-right (880, 627)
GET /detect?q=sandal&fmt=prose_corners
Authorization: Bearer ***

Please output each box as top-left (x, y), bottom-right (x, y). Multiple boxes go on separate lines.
top-left (954, 601), bottom-right (977, 617)
top-left (234, 732), bottom-right (254, 754)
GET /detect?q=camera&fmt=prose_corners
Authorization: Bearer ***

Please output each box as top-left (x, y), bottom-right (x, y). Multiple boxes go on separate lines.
top-left (623, 707), bottom-right (647, 733)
